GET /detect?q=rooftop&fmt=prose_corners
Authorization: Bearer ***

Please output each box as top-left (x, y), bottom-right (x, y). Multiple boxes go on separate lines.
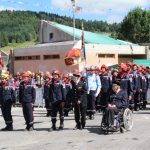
top-left (48, 21), bottom-right (138, 46)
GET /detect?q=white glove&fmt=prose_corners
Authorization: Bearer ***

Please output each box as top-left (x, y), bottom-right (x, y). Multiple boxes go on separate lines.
top-left (95, 88), bottom-right (101, 98)
top-left (95, 93), bottom-right (99, 98)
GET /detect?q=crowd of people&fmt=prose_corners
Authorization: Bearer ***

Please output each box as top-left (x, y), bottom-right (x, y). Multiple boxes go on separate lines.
top-left (0, 61), bottom-right (150, 132)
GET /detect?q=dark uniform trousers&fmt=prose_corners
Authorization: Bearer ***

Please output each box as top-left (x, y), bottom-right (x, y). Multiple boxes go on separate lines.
top-left (74, 103), bottom-right (86, 128)
top-left (133, 73), bottom-right (141, 109)
top-left (87, 90), bottom-right (96, 116)
top-left (51, 101), bottom-right (64, 124)
top-left (43, 83), bottom-right (51, 116)
top-left (0, 81), bottom-right (16, 129)
top-left (64, 84), bottom-right (72, 116)
top-left (45, 99), bottom-right (51, 115)
top-left (99, 74), bottom-right (111, 112)
top-left (22, 102), bottom-right (34, 127)
top-left (70, 79), bottom-right (87, 128)
top-left (102, 107), bottom-right (117, 126)
top-left (100, 91), bottom-right (110, 112)
top-left (134, 91), bottom-right (140, 108)
top-left (140, 75), bottom-right (149, 108)
top-left (1, 100), bottom-right (13, 127)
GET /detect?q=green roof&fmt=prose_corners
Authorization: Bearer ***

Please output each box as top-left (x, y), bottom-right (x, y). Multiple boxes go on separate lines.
top-left (50, 22), bottom-right (138, 46)
top-left (133, 59), bottom-right (150, 67)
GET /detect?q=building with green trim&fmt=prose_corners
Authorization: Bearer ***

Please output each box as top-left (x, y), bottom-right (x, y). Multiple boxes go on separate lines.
top-left (9, 20), bottom-right (149, 73)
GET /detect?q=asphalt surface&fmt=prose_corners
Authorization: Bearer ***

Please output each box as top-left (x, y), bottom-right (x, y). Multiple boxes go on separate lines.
top-left (0, 105), bottom-right (150, 150)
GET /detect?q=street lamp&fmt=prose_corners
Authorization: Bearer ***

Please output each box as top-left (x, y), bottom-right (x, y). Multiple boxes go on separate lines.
top-left (71, 0), bottom-right (76, 44)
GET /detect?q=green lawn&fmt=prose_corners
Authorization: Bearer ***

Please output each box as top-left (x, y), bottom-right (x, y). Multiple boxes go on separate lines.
top-left (1, 41), bottom-right (37, 53)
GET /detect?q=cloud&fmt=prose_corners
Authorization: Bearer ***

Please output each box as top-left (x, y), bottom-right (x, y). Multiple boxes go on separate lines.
top-left (18, 1), bottom-right (24, 5)
top-left (51, 0), bottom-right (149, 22)
top-left (107, 15), bottom-right (124, 23)
top-left (0, 4), bottom-right (23, 11)
top-left (53, 0), bottom-right (149, 12)
top-left (0, 6), bottom-right (16, 11)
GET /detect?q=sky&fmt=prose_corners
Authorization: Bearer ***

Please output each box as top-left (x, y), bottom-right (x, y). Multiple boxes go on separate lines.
top-left (0, 0), bottom-right (150, 23)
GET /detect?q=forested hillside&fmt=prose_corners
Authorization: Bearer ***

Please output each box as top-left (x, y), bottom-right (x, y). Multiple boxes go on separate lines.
top-left (0, 10), bottom-right (120, 47)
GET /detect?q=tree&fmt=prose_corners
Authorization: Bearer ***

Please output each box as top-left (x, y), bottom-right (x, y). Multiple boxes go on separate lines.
top-left (0, 32), bottom-right (8, 47)
top-left (0, 10), bottom-right (121, 47)
top-left (119, 8), bottom-right (150, 43)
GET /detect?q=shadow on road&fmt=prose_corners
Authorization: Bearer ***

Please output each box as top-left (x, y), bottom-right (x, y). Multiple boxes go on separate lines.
top-left (85, 125), bottom-right (105, 135)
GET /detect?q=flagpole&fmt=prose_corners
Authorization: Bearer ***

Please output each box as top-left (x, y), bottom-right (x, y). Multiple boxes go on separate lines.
top-left (81, 21), bottom-right (87, 65)
top-left (71, 0), bottom-right (76, 44)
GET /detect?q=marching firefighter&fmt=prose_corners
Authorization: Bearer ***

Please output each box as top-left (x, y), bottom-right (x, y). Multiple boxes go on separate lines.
top-left (19, 72), bottom-right (36, 131)
top-left (117, 63), bottom-right (133, 108)
top-left (132, 64), bottom-right (142, 111)
top-left (99, 64), bottom-right (111, 112)
top-left (86, 65), bottom-right (101, 119)
top-left (49, 70), bottom-right (66, 131)
top-left (62, 73), bottom-right (72, 117)
top-left (0, 73), bottom-right (16, 131)
top-left (140, 66), bottom-right (149, 109)
top-left (70, 69), bottom-right (87, 129)
top-left (43, 72), bottom-right (52, 117)
top-left (126, 62), bottom-right (134, 110)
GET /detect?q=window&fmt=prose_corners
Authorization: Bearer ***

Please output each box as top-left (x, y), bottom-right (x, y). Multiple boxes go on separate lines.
top-left (98, 54), bottom-right (105, 58)
top-left (43, 54), bottom-right (60, 60)
top-left (49, 33), bottom-right (53, 40)
top-left (14, 55), bottom-right (40, 61)
top-left (98, 54), bottom-right (115, 58)
top-left (106, 54), bottom-right (115, 58)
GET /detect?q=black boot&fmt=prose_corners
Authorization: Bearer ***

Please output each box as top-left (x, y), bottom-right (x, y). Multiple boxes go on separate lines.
top-left (74, 122), bottom-right (81, 130)
top-left (142, 101), bottom-right (147, 109)
top-left (25, 124), bottom-right (34, 131)
top-left (1, 123), bottom-right (13, 131)
top-left (59, 119), bottom-right (64, 130)
top-left (46, 112), bottom-right (51, 117)
top-left (49, 123), bottom-right (56, 132)
top-left (81, 122), bottom-right (85, 129)
top-left (59, 122), bottom-right (64, 130)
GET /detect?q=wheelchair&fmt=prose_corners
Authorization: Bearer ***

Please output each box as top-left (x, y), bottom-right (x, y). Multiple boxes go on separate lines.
top-left (100, 108), bottom-right (133, 134)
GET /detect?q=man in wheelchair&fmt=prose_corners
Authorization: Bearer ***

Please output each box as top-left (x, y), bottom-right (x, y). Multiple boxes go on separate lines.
top-left (101, 81), bottom-right (131, 133)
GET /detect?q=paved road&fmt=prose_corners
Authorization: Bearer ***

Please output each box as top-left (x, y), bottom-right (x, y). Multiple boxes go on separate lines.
top-left (0, 106), bottom-right (150, 150)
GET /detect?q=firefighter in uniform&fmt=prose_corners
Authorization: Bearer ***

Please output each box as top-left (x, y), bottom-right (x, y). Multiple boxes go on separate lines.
top-left (19, 72), bottom-right (36, 131)
top-left (99, 65), bottom-right (111, 112)
top-left (140, 66), bottom-right (149, 109)
top-left (117, 63), bottom-right (133, 108)
top-left (126, 62), bottom-right (134, 110)
top-left (70, 70), bottom-right (87, 129)
top-left (62, 73), bottom-right (72, 117)
top-left (0, 73), bottom-right (16, 131)
top-left (132, 64), bottom-right (142, 111)
top-left (86, 65), bottom-right (101, 119)
top-left (49, 70), bottom-right (66, 131)
top-left (43, 72), bottom-right (52, 117)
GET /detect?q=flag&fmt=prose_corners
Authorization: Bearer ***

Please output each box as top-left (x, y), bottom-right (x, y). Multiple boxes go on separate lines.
top-left (0, 53), bottom-right (3, 71)
top-left (75, 6), bottom-right (82, 13)
top-left (81, 22), bottom-right (86, 61)
top-left (64, 48), bottom-right (81, 66)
